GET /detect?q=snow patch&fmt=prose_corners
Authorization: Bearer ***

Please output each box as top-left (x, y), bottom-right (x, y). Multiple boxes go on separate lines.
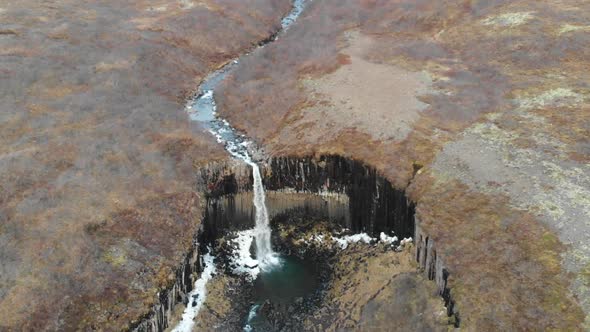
top-left (380, 232), bottom-right (398, 245)
top-left (394, 237), bottom-right (413, 251)
top-left (333, 233), bottom-right (375, 250)
top-left (399, 237), bottom-right (413, 247)
top-left (228, 230), bottom-right (261, 280)
top-left (171, 249), bottom-right (216, 332)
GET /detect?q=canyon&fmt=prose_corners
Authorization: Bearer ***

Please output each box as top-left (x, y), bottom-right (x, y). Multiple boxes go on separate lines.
top-left (0, 0), bottom-right (589, 331)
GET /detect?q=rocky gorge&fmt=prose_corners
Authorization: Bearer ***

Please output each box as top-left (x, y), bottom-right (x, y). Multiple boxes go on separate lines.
top-left (0, 0), bottom-right (589, 331)
top-left (136, 155), bottom-right (455, 331)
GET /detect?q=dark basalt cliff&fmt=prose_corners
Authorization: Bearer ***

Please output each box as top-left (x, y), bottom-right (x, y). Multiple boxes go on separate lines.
top-left (200, 156), bottom-right (415, 239)
top-left (138, 155), bottom-right (458, 331)
top-left (264, 156), bottom-right (415, 238)
top-left (131, 238), bottom-right (200, 332)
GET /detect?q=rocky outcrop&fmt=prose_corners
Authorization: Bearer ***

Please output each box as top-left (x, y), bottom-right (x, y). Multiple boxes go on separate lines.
top-left (131, 239), bottom-right (201, 332)
top-left (194, 155), bottom-right (455, 323)
top-left (415, 222), bottom-right (460, 327)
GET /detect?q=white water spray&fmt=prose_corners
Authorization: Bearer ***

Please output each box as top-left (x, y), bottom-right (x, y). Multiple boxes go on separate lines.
top-left (170, 1), bottom-right (307, 329)
top-left (247, 161), bottom-right (280, 268)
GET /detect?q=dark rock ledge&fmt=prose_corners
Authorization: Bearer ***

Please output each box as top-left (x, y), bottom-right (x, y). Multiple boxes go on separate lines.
top-left (133, 155), bottom-right (460, 331)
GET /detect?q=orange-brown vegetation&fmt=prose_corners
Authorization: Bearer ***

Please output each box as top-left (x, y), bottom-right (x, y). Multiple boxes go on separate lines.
top-left (216, 0), bottom-right (590, 329)
top-left (0, 0), bottom-right (290, 329)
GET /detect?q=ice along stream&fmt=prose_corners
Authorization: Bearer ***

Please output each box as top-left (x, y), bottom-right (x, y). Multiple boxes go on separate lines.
top-left (172, 1), bottom-right (308, 331)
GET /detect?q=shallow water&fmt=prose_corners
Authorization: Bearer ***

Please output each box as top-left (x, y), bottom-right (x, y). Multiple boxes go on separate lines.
top-left (186, 0), bottom-right (307, 163)
top-left (176, 1), bottom-right (309, 330)
top-left (244, 255), bottom-right (320, 331)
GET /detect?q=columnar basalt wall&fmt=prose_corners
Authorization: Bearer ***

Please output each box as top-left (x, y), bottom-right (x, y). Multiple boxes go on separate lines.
top-left (199, 155), bottom-right (415, 239)
top-left (202, 191), bottom-right (350, 240)
top-left (131, 235), bottom-right (201, 332)
top-left (415, 222), bottom-right (460, 327)
top-left (197, 158), bottom-right (352, 242)
top-left (135, 155), bottom-right (459, 331)
top-left (131, 160), bottom-right (248, 332)
top-left (263, 156), bottom-right (415, 238)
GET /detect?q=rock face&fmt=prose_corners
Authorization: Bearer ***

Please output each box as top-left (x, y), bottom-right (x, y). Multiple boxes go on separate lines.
top-left (131, 239), bottom-right (200, 332)
top-left (216, 0), bottom-right (590, 329)
top-left (415, 222), bottom-right (458, 327)
top-left (0, 0), bottom-right (292, 329)
top-left (196, 156), bottom-right (459, 326)
top-left (264, 156), bottom-right (415, 238)
top-left (200, 156), bottom-right (415, 240)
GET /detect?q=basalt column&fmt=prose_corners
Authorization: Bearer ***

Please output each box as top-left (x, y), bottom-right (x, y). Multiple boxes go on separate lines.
top-left (263, 155), bottom-right (415, 238)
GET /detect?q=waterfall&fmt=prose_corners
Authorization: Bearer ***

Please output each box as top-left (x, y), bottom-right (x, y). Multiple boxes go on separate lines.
top-left (168, 1), bottom-right (307, 330)
top-left (247, 161), bottom-right (280, 268)
top-left (186, 1), bottom-right (307, 268)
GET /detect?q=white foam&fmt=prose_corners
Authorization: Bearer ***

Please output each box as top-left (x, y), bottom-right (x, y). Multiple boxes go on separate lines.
top-left (171, 250), bottom-right (216, 332)
top-left (201, 90), bottom-right (214, 99)
top-left (243, 304), bottom-right (260, 332)
top-left (229, 230), bottom-right (261, 280)
top-left (247, 161), bottom-right (281, 270)
top-left (379, 232), bottom-right (398, 245)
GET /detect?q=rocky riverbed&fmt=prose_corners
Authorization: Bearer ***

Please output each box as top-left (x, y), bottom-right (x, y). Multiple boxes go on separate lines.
top-left (181, 212), bottom-right (450, 331)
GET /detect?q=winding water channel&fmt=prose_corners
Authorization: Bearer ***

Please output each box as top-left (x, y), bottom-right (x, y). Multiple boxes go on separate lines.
top-left (172, 1), bottom-right (308, 330)
top-left (187, 0), bottom-right (307, 267)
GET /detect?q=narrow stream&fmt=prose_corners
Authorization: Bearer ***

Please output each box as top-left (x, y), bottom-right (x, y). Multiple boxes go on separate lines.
top-left (170, 249), bottom-right (216, 332)
top-left (187, 0), bottom-right (307, 266)
top-left (172, 1), bottom-right (309, 330)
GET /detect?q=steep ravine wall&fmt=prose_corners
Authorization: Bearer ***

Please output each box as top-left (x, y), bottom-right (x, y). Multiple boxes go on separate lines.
top-left (130, 232), bottom-right (202, 332)
top-left (133, 155), bottom-right (459, 331)
top-left (263, 156), bottom-right (415, 237)
top-left (416, 222), bottom-right (460, 327)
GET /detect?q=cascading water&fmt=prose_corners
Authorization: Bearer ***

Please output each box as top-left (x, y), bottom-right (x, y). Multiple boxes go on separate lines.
top-left (187, 0), bottom-right (307, 269)
top-left (168, 2), bottom-right (307, 330)
top-left (189, 90), bottom-right (280, 268)
top-left (248, 161), bottom-right (280, 267)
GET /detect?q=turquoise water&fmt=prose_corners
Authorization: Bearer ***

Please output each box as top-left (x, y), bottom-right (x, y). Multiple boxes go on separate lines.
top-left (244, 255), bottom-right (320, 331)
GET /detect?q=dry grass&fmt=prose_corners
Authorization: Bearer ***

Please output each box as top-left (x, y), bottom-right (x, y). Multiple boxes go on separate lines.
top-left (215, 0), bottom-right (590, 329)
top-left (0, 0), bottom-right (291, 329)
